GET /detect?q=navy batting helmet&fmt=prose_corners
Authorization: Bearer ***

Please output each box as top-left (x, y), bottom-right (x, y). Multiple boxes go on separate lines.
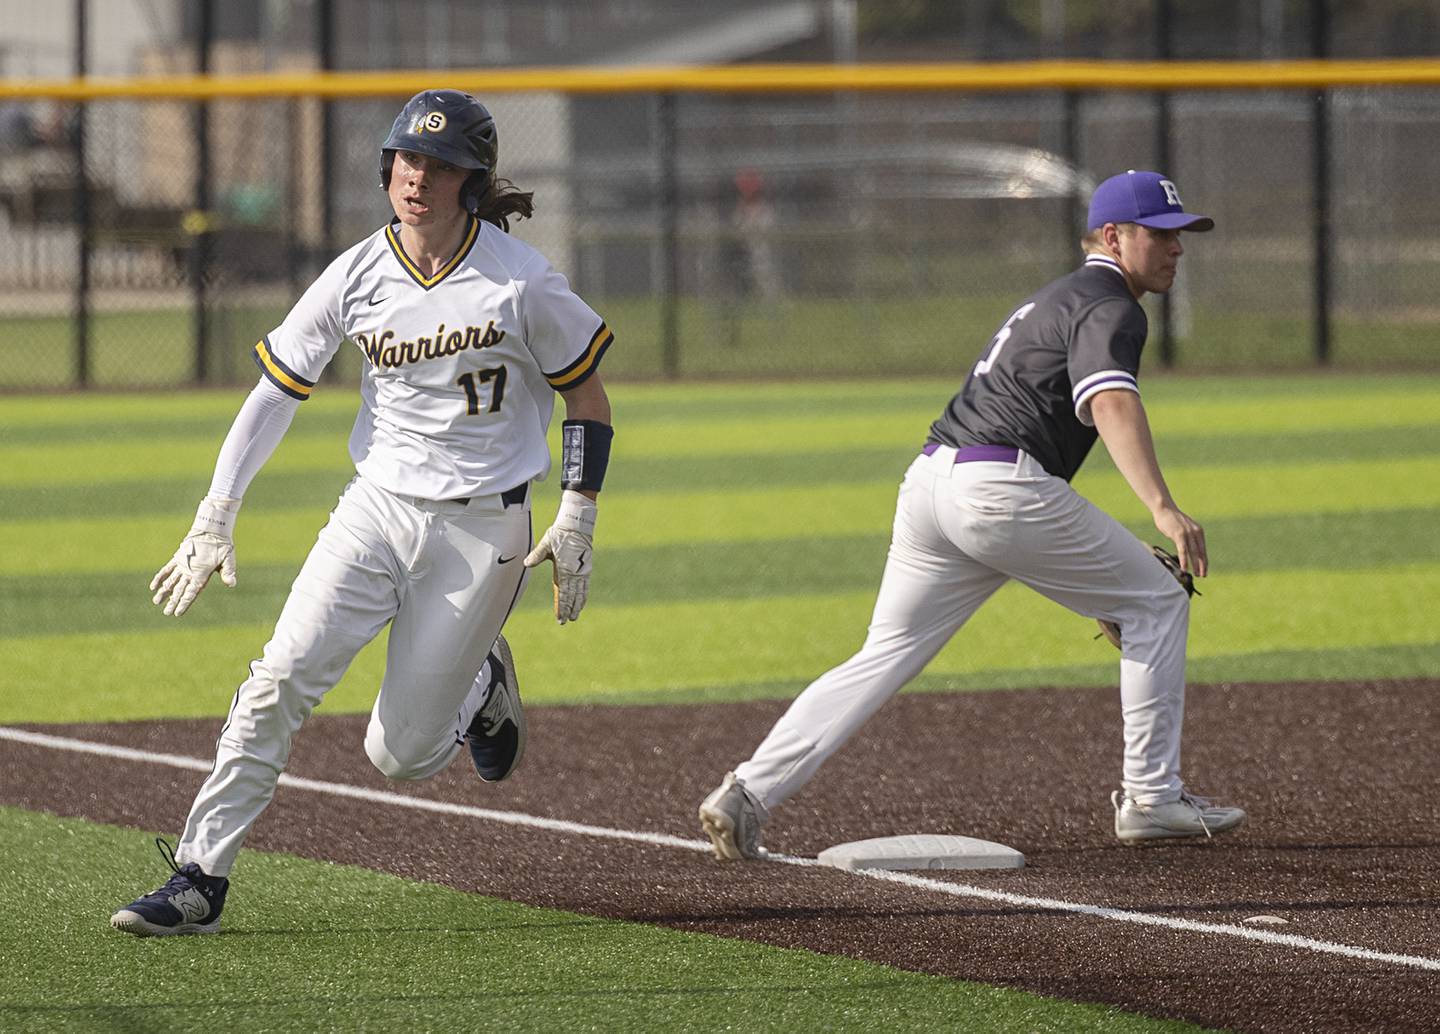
top-left (380, 89), bottom-right (498, 214)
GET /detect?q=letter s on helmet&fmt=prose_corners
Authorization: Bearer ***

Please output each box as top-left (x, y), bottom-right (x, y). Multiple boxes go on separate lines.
top-left (379, 89), bottom-right (498, 214)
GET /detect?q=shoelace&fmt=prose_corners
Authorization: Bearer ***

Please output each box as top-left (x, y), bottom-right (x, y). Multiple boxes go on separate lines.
top-left (138, 837), bottom-right (203, 902)
top-left (1178, 791), bottom-right (1219, 839)
top-left (156, 836), bottom-right (182, 874)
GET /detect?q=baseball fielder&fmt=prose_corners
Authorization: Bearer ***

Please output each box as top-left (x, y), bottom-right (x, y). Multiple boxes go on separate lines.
top-left (700, 170), bottom-right (1246, 860)
top-left (112, 90), bottom-right (615, 936)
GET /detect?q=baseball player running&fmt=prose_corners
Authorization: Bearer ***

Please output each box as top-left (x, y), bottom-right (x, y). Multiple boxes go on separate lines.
top-left (111, 89), bottom-right (615, 936)
top-left (700, 170), bottom-right (1245, 860)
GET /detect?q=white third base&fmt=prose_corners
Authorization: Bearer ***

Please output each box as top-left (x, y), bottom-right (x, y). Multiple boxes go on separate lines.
top-left (817, 834), bottom-right (1024, 871)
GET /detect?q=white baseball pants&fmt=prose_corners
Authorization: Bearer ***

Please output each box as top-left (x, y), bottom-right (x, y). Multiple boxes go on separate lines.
top-left (734, 445), bottom-right (1192, 818)
top-left (178, 474), bottom-right (530, 877)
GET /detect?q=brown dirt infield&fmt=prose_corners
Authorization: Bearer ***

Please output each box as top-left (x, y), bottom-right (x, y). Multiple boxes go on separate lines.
top-left (4, 677), bottom-right (1439, 1032)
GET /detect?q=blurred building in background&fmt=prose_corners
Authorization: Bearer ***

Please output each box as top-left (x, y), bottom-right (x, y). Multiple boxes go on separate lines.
top-left (1, 1), bottom-right (1438, 387)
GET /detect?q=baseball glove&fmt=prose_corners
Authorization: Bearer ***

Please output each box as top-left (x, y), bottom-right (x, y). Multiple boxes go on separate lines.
top-left (1096, 546), bottom-right (1199, 650)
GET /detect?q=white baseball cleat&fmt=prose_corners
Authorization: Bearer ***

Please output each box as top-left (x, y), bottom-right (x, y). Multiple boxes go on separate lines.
top-left (1113, 789), bottom-right (1246, 844)
top-left (699, 772), bottom-right (766, 861)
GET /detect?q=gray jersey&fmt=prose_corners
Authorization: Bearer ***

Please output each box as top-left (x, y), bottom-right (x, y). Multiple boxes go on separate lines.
top-left (929, 254), bottom-right (1147, 481)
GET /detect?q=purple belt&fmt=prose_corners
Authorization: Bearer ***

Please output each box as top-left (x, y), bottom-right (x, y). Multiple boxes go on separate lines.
top-left (922, 442), bottom-right (1020, 464)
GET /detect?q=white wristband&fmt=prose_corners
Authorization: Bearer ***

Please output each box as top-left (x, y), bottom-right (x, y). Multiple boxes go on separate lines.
top-left (192, 495), bottom-right (241, 538)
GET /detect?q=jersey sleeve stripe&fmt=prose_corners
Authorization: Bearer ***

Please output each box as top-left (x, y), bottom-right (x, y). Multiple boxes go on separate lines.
top-left (253, 338), bottom-right (315, 400)
top-left (1072, 368), bottom-right (1138, 399)
top-left (545, 322), bottom-right (614, 389)
top-left (1072, 370), bottom-right (1139, 426)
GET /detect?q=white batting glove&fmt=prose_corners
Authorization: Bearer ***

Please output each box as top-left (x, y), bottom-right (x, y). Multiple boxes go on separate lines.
top-left (150, 495), bottom-right (241, 618)
top-left (524, 490), bottom-right (596, 625)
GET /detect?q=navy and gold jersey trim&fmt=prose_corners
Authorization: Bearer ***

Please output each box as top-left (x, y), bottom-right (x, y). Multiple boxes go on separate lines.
top-left (546, 322), bottom-right (614, 390)
top-left (385, 216), bottom-right (480, 289)
top-left (253, 337), bottom-right (316, 400)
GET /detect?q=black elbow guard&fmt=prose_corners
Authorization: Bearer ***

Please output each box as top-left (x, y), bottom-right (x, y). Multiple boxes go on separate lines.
top-left (560, 419), bottom-right (614, 492)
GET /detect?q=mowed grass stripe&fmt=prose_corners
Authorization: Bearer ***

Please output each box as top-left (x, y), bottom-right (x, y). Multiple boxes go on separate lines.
top-left (11, 423), bottom-right (1440, 521)
top-left (1073, 456), bottom-right (1440, 519)
top-left (616, 642), bottom-right (1440, 706)
top-left (0, 390), bottom-right (259, 427)
top-left (0, 380), bottom-right (942, 442)
top-left (928, 642), bottom-right (1440, 697)
top-left (0, 432), bottom-right (355, 487)
top-left (0, 472), bottom-right (351, 523)
top-left (6, 376), bottom-right (1440, 483)
top-left (6, 508), bottom-right (1435, 639)
top-left (593, 371), bottom-right (1440, 417)
top-left (1, 411), bottom-right (931, 485)
top-left (6, 563), bottom-right (1435, 723)
top-left (4, 456), bottom-right (1438, 578)
top-left (1143, 386), bottom-right (1440, 436)
top-left (0, 409), bottom-right (361, 448)
top-left (612, 382), bottom-right (1440, 442)
top-left (0, 449), bottom-right (921, 521)
top-left (5, 399), bottom-right (1439, 487)
top-left (4, 370), bottom-right (1436, 430)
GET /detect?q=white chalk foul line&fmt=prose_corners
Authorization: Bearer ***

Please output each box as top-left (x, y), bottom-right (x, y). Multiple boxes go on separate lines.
top-left (5, 725), bottom-right (1439, 973)
top-left (0, 727), bottom-right (710, 854)
top-left (810, 864), bottom-right (1440, 972)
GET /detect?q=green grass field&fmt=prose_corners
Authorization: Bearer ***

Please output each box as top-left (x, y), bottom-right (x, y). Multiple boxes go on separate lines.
top-left (1, 808), bottom-right (1206, 1034)
top-left (3, 373), bottom-right (1437, 723)
top-left (3, 370), bottom-right (1436, 1031)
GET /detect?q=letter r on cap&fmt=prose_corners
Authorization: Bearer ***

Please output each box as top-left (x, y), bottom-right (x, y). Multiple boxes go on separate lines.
top-left (1160, 179), bottom-right (1182, 207)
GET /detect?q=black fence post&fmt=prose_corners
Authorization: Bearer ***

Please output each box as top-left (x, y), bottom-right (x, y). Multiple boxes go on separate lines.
top-left (1312, 0), bottom-right (1332, 365)
top-left (1061, 90), bottom-right (1081, 264)
top-left (311, 0), bottom-right (336, 385)
top-left (657, 92), bottom-right (680, 379)
top-left (285, 97), bottom-right (300, 297)
top-left (1155, 0), bottom-right (1175, 367)
top-left (319, 0), bottom-right (335, 271)
top-left (73, 0), bottom-right (90, 388)
top-left (190, 0), bottom-right (212, 384)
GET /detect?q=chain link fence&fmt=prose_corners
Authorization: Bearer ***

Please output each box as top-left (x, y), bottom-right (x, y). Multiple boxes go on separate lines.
top-left (3, 0), bottom-right (1439, 388)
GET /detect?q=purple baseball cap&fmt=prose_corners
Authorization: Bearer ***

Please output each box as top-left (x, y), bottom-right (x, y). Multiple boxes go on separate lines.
top-left (1087, 170), bottom-right (1214, 232)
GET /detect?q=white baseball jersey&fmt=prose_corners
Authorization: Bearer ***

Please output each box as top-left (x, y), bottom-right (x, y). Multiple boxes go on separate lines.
top-left (253, 215), bottom-right (612, 500)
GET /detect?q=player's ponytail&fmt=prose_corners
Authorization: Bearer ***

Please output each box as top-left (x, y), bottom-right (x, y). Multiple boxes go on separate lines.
top-left (471, 175), bottom-right (535, 231)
